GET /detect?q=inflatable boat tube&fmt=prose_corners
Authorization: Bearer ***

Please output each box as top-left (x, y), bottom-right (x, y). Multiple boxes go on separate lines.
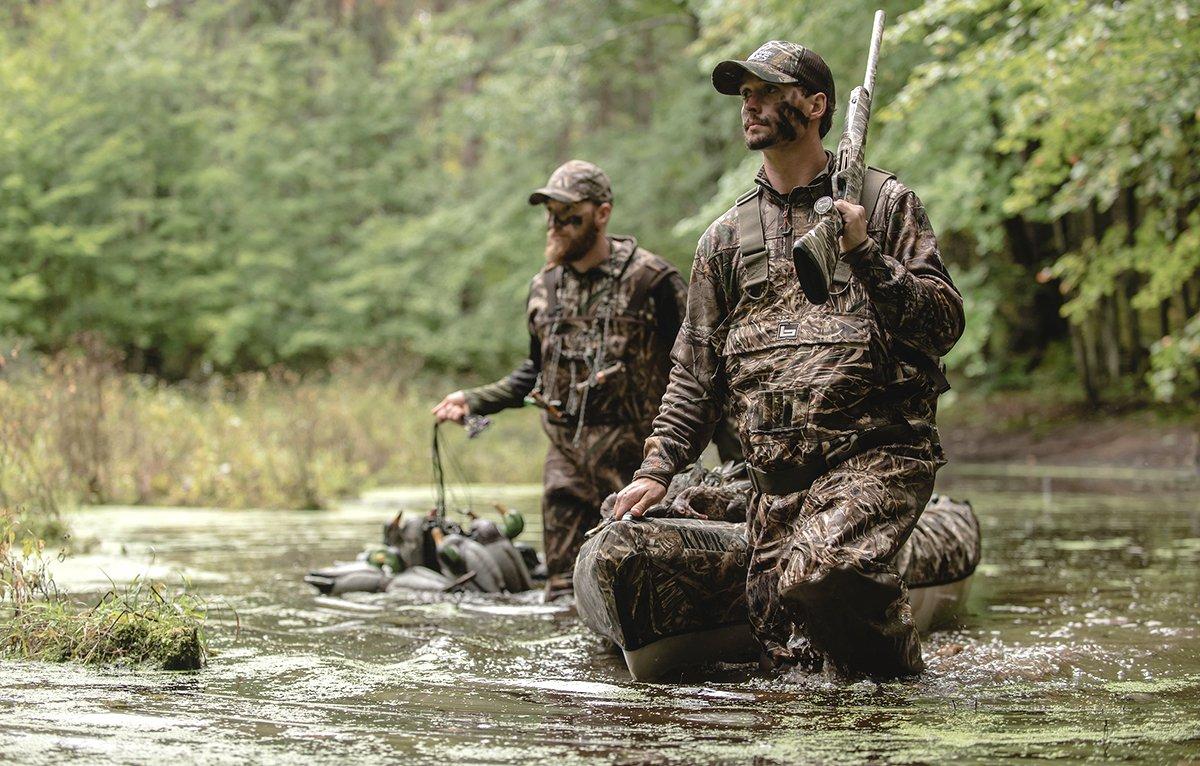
top-left (575, 494), bottom-right (981, 681)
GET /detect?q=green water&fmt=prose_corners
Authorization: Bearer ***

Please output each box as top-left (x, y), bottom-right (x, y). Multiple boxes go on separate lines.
top-left (1, 476), bottom-right (1198, 764)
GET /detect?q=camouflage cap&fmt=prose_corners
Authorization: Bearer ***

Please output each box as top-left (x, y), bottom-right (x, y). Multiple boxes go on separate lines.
top-left (711, 40), bottom-right (835, 106)
top-left (528, 160), bottom-right (613, 206)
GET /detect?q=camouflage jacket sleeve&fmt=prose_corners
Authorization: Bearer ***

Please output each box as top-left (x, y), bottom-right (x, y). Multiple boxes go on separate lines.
top-left (653, 268), bottom-right (689, 344)
top-left (843, 184), bottom-right (964, 357)
top-left (632, 237), bottom-right (729, 486)
top-left (463, 336), bottom-right (541, 417)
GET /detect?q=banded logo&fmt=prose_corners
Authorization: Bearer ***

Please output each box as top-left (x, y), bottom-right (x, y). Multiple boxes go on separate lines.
top-left (778, 321), bottom-right (799, 339)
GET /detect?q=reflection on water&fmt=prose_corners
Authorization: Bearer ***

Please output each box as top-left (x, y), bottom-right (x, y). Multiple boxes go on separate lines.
top-left (2, 478), bottom-right (1198, 764)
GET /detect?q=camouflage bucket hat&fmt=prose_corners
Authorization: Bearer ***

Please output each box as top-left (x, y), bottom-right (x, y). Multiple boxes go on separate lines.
top-left (529, 160), bottom-right (613, 206)
top-left (712, 40), bottom-right (835, 105)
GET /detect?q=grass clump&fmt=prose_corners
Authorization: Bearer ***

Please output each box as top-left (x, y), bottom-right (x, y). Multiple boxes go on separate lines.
top-left (2, 582), bottom-right (207, 671)
top-left (1, 508), bottom-right (207, 670)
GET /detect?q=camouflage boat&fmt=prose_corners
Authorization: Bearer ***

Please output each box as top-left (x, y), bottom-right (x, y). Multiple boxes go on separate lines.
top-left (575, 464), bottom-right (981, 681)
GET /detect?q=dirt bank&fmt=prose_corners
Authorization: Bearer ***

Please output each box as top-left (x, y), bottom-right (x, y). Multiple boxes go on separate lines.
top-left (941, 396), bottom-right (1199, 471)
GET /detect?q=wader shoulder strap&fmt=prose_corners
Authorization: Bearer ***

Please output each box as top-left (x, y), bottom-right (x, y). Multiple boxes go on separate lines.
top-left (863, 166), bottom-right (896, 225)
top-left (832, 166), bottom-right (897, 287)
top-left (621, 250), bottom-right (669, 316)
top-left (540, 266), bottom-right (563, 318)
top-left (735, 187), bottom-right (769, 300)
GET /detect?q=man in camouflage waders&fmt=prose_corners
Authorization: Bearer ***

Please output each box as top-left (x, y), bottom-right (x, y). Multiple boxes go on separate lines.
top-left (434, 161), bottom-right (688, 598)
top-left (612, 42), bottom-right (965, 678)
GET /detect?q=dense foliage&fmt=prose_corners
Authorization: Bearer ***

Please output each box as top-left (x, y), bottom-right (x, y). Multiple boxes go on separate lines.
top-left (0, 0), bottom-right (1196, 402)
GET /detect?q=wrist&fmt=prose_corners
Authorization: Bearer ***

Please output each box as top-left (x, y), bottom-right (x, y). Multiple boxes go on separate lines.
top-left (462, 389), bottom-right (481, 413)
top-left (842, 237), bottom-right (876, 265)
top-left (631, 469), bottom-right (670, 488)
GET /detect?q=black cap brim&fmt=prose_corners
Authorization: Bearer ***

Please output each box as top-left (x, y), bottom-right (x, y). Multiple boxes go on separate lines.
top-left (712, 60), bottom-right (799, 95)
top-left (528, 187), bottom-right (585, 206)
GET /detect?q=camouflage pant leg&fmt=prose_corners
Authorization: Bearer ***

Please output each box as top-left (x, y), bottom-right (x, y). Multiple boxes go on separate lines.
top-left (747, 444), bottom-right (938, 677)
top-left (542, 424), bottom-right (646, 583)
top-left (745, 488), bottom-right (806, 664)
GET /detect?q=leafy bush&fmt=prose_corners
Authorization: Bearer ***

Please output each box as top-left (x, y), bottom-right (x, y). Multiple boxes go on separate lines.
top-left (1148, 314), bottom-right (1200, 404)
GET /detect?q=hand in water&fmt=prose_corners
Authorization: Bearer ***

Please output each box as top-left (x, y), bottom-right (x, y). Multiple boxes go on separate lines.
top-left (431, 390), bottom-right (470, 424)
top-left (611, 477), bottom-right (667, 520)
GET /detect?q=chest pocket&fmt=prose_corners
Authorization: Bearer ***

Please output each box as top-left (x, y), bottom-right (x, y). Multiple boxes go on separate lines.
top-left (720, 311), bottom-right (882, 452)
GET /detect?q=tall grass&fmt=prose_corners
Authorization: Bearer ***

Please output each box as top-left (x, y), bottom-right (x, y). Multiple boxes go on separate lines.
top-left (0, 340), bottom-right (545, 512)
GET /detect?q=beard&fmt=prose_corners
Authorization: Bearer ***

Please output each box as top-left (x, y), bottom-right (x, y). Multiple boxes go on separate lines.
top-left (544, 216), bottom-right (599, 266)
top-left (744, 103), bottom-right (811, 150)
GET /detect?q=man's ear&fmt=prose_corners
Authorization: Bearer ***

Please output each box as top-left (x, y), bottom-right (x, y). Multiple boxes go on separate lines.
top-left (595, 202), bottom-right (613, 227)
top-left (808, 91), bottom-right (828, 121)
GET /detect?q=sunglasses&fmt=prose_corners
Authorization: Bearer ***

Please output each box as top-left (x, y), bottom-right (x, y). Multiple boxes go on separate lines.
top-left (545, 210), bottom-right (586, 229)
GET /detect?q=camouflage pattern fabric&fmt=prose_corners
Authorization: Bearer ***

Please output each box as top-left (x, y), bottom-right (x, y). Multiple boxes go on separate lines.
top-left (535, 238), bottom-right (686, 583)
top-left (634, 162), bottom-right (963, 484)
top-left (627, 160), bottom-right (964, 676)
top-left (531, 236), bottom-right (684, 427)
top-left (758, 443), bottom-right (936, 676)
top-left (711, 40), bottom-right (836, 105)
top-left (661, 460), bottom-right (751, 523)
top-left (528, 159), bottom-right (614, 206)
top-left (465, 236), bottom-right (686, 427)
top-left (542, 422), bottom-right (646, 584)
top-left (575, 516), bottom-right (750, 652)
top-left (463, 235), bottom-right (686, 585)
top-left (576, 484), bottom-right (979, 656)
top-left (896, 493), bottom-right (983, 587)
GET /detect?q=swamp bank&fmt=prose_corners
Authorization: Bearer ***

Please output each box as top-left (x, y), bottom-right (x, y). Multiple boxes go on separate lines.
top-left (0, 508), bottom-right (206, 670)
top-left (2, 345), bottom-right (1194, 520)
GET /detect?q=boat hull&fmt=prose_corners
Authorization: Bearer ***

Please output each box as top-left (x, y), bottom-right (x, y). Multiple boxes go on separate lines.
top-left (576, 495), bottom-right (981, 681)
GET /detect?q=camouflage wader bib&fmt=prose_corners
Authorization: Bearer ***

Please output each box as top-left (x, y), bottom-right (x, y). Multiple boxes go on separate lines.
top-left (725, 172), bottom-right (940, 675)
top-left (531, 238), bottom-right (679, 583)
top-left (631, 156), bottom-right (963, 676)
top-left (534, 243), bottom-right (672, 429)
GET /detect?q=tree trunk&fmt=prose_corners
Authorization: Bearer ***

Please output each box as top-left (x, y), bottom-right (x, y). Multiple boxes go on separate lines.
top-left (1121, 275), bottom-right (1145, 377)
top-left (1071, 321), bottom-right (1099, 405)
top-left (1101, 296), bottom-right (1122, 383)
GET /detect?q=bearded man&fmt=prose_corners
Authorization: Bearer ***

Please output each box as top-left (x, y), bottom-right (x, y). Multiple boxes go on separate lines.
top-left (611, 42), bottom-right (964, 678)
top-left (434, 160), bottom-right (688, 597)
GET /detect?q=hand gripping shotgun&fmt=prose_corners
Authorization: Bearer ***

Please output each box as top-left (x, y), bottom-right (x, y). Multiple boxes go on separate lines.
top-left (792, 10), bottom-right (886, 304)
